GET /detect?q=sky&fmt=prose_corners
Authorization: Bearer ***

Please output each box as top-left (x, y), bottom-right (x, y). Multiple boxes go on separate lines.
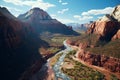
top-left (0, 0), bottom-right (120, 24)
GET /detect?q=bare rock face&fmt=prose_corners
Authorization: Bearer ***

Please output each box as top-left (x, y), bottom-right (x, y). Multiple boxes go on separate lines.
top-left (112, 5), bottom-right (120, 22)
top-left (97, 14), bottom-right (113, 22)
top-left (87, 5), bottom-right (120, 41)
top-left (0, 7), bottom-right (47, 80)
top-left (77, 50), bottom-right (120, 73)
top-left (18, 8), bottom-right (52, 22)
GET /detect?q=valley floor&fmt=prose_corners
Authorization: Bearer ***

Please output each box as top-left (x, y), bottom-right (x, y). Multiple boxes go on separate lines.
top-left (64, 42), bottom-right (120, 80)
top-left (72, 56), bottom-right (120, 80)
top-left (58, 40), bottom-right (120, 80)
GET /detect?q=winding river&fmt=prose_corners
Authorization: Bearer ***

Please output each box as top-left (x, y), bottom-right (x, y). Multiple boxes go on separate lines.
top-left (53, 40), bottom-right (72, 80)
top-left (30, 40), bottom-right (72, 80)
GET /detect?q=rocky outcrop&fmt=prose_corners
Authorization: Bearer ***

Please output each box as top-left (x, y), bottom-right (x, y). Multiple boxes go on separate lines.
top-left (66, 39), bottom-right (120, 73)
top-left (76, 49), bottom-right (120, 73)
top-left (112, 29), bottom-right (120, 40)
top-left (87, 21), bottom-right (120, 41)
top-left (112, 5), bottom-right (120, 22)
top-left (0, 7), bottom-right (47, 80)
top-left (87, 5), bottom-right (120, 41)
top-left (18, 8), bottom-right (78, 35)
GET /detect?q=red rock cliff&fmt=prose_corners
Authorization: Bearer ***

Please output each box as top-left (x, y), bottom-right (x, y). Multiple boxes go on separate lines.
top-left (87, 5), bottom-right (120, 41)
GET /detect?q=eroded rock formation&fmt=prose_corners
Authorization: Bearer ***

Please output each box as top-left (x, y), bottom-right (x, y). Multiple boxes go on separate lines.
top-left (87, 5), bottom-right (120, 41)
top-left (77, 50), bottom-right (120, 73)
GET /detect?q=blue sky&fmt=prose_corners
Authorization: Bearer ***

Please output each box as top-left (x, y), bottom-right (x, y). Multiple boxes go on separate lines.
top-left (0, 0), bottom-right (120, 24)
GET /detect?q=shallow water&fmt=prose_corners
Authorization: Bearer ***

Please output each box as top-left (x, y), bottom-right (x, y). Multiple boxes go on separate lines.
top-left (53, 40), bottom-right (72, 80)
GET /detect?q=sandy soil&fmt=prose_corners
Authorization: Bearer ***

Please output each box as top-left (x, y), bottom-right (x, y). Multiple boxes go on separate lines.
top-left (46, 61), bottom-right (55, 80)
top-left (61, 62), bottom-right (74, 69)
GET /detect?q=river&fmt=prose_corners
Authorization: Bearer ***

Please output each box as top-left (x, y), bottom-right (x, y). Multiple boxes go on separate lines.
top-left (53, 40), bottom-right (72, 80)
top-left (30, 40), bottom-right (72, 80)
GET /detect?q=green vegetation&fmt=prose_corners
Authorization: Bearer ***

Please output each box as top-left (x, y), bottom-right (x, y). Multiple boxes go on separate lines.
top-left (40, 32), bottom-right (75, 46)
top-left (61, 50), bottom-right (105, 80)
top-left (110, 74), bottom-right (119, 80)
top-left (69, 34), bottom-right (99, 46)
top-left (47, 47), bottom-right (60, 53)
top-left (50, 52), bottom-right (63, 66)
top-left (65, 50), bottom-right (76, 59)
top-left (86, 39), bottom-right (120, 58)
top-left (39, 47), bottom-right (60, 56)
top-left (69, 33), bottom-right (120, 58)
top-left (39, 32), bottom-right (77, 56)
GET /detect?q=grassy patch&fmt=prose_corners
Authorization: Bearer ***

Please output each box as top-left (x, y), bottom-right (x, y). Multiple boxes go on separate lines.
top-left (49, 52), bottom-right (63, 67)
top-left (61, 50), bottom-right (105, 80)
top-left (110, 74), bottom-right (119, 80)
top-left (39, 47), bottom-right (61, 56)
top-left (86, 39), bottom-right (120, 58)
top-left (40, 33), bottom-right (77, 56)
top-left (40, 33), bottom-right (77, 47)
top-left (69, 33), bottom-right (120, 58)
top-left (68, 33), bottom-right (99, 47)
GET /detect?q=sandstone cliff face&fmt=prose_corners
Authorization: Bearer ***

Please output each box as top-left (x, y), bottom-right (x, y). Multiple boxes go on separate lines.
top-left (0, 7), bottom-right (47, 80)
top-left (77, 50), bottom-right (120, 73)
top-left (87, 5), bottom-right (120, 41)
top-left (87, 21), bottom-right (120, 41)
top-left (67, 39), bottom-right (120, 73)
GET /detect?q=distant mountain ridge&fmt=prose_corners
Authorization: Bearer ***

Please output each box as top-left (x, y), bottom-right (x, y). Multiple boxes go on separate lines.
top-left (67, 22), bottom-right (93, 32)
top-left (18, 7), bottom-right (78, 35)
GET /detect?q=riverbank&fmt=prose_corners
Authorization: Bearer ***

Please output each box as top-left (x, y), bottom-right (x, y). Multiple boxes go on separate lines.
top-left (28, 40), bottom-right (72, 80)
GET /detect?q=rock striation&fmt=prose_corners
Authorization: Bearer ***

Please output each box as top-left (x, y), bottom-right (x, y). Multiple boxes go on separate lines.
top-left (87, 5), bottom-right (120, 41)
top-left (66, 40), bottom-right (120, 73)
top-left (77, 50), bottom-right (120, 73)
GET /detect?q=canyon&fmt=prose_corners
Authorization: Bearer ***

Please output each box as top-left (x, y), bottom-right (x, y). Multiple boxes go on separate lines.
top-left (0, 3), bottom-right (120, 80)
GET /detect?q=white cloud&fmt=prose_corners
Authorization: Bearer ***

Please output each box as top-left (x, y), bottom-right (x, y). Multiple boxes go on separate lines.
top-left (57, 18), bottom-right (75, 24)
top-left (58, 8), bottom-right (69, 14)
top-left (73, 15), bottom-right (81, 19)
top-left (50, 14), bottom-right (75, 24)
top-left (97, 16), bottom-right (103, 19)
top-left (73, 15), bottom-right (93, 21)
top-left (58, 0), bottom-right (62, 3)
top-left (82, 7), bottom-right (114, 16)
top-left (62, 2), bottom-right (68, 5)
top-left (0, 5), bottom-right (23, 17)
top-left (0, 5), bottom-right (22, 12)
top-left (3, 0), bottom-right (22, 5)
top-left (3, 0), bottom-right (55, 10)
